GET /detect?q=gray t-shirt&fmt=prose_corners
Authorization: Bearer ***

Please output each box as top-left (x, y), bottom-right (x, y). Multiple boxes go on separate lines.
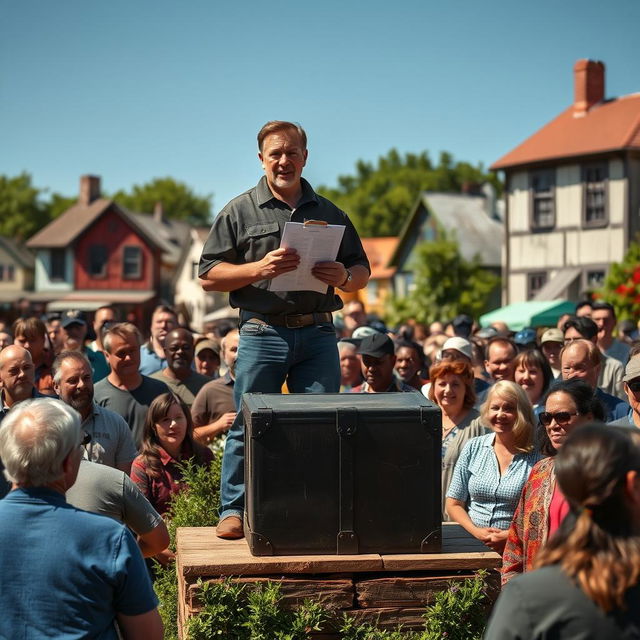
top-left (93, 376), bottom-right (170, 448)
top-left (82, 403), bottom-right (138, 468)
top-left (149, 370), bottom-right (211, 409)
top-left (66, 460), bottom-right (163, 535)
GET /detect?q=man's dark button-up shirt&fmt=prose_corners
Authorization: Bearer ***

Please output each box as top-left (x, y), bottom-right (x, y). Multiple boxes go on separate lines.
top-left (199, 176), bottom-right (370, 315)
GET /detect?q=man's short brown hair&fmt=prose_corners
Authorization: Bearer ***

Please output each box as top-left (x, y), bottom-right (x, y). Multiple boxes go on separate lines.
top-left (257, 121), bottom-right (307, 152)
top-left (12, 317), bottom-right (46, 341)
top-left (103, 322), bottom-right (142, 354)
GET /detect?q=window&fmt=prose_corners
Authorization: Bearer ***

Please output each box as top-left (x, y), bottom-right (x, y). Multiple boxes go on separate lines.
top-left (88, 244), bottom-right (108, 278)
top-left (191, 261), bottom-right (199, 280)
top-left (530, 170), bottom-right (555, 230)
top-left (0, 264), bottom-right (4, 281)
top-left (50, 249), bottom-right (66, 281)
top-left (122, 246), bottom-right (143, 279)
top-left (586, 270), bottom-right (606, 290)
top-left (7, 265), bottom-right (14, 281)
top-left (583, 163), bottom-right (608, 227)
top-left (527, 272), bottom-right (547, 300)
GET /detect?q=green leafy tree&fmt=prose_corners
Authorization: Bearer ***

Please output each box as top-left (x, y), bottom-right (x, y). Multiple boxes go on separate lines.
top-left (0, 173), bottom-right (52, 241)
top-left (596, 239), bottom-right (640, 321)
top-left (317, 149), bottom-right (502, 237)
top-left (111, 177), bottom-right (213, 225)
top-left (386, 234), bottom-right (500, 326)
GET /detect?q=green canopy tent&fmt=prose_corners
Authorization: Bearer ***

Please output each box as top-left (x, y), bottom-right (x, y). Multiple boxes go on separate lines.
top-left (479, 300), bottom-right (575, 331)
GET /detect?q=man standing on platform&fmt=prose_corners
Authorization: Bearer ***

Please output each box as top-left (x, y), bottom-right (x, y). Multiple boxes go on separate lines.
top-left (199, 121), bottom-right (370, 539)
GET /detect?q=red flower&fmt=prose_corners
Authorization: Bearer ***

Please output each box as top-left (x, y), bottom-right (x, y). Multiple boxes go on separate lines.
top-left (633, 268), bottom-right (640, 284)
top-left (617, 285), bottom-right (630, 295)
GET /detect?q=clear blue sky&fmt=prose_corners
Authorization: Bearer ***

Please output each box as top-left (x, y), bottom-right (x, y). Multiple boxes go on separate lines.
top-left (2, 0), bottom-right (639, 218)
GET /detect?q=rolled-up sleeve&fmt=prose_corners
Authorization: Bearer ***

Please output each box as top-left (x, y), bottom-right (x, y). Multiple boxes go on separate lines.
top-left (199, 209), bottom-right (240, 277)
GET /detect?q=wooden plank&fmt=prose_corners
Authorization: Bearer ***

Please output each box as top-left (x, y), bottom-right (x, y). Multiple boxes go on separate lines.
top-left (187, 576), bottom-right (354, 611)
top-left (355, 574), bottom-right (475, 608)
top-left (346, 607), bottom-right (427, 631)
top-left (177, 529), bottom-right (383, 576)
top-left (176, 524), bottom-right (499, 577)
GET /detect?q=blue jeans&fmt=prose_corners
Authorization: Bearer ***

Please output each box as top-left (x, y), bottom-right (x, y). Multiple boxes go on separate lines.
top-left (219, 320), bottom-right (340, 522)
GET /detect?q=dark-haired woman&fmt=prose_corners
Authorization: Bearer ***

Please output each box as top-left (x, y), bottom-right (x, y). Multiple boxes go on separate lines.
top-left (131, 393), bottom-right (213, 517)
top-left (513, 349), bottom-right (553, 410)
top-left (486, 424), bottom-right (640, 639)
top-left (502, 379), bottom-right (605, 584)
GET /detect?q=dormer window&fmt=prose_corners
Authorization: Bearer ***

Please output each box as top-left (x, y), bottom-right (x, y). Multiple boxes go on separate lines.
top-left (530, 170), bottom-right (555, 230)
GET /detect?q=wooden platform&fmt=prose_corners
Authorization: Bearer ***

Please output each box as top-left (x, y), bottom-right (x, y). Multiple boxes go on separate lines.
top-left (176, 523), bottom-right (501, 637)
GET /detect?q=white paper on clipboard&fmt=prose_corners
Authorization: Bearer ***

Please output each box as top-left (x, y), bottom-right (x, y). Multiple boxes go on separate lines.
top-left (269, 221), bottom-right (345, 293)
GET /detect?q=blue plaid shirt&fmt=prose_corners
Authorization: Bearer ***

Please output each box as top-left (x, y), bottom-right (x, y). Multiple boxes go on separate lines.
top-left (447, 432), bottom-right (541, 529)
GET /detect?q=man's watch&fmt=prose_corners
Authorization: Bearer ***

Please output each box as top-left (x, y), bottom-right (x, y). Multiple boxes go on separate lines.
top-left (339, 269), bottom-right (352, 288)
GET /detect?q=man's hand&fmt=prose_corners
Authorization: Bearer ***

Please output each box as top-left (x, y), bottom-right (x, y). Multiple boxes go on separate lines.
top-left (312, 261), bottom-right (348, 288)
top-left (256, 248), bottom-right (300, 280)
top-left (213, 412), bottom-right (236, 433)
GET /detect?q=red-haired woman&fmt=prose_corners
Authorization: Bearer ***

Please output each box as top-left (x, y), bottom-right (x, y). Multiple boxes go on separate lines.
top-left (428, 359), bottom-right (487, 520)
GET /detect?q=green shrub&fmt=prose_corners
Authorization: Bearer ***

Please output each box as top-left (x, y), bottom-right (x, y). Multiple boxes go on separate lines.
top-left (153, 455), bottom-right (222, 640)
top-left (185, 572), bottom-right (490, 639)
top-left (186, 579), bottom-right (326, 640)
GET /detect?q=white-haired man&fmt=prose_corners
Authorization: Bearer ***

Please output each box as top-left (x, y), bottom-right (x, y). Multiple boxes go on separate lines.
top-left (0, 399), bottom-right (163, 639)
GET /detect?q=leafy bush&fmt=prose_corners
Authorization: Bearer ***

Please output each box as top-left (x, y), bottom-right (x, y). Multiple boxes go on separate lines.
top-left (153, 455), bottom-right (222, 640)
top-left (187, 579), bottom-right (326, 640)
top-left (185, 572), bottom-right (490, 639)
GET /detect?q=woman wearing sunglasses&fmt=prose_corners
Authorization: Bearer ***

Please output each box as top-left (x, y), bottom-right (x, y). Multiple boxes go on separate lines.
top-left (486, 424), bottom-right (640, 639)
top-left (502, 378), bottom-right (605, 584)
top-left (446, 381), bottom-right (540, 552)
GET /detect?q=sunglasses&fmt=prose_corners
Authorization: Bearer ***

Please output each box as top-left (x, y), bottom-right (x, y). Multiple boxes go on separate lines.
top-left (627, 380), bottom-right (640, 393)
top-left (539, 411), bottom-right (579, 427)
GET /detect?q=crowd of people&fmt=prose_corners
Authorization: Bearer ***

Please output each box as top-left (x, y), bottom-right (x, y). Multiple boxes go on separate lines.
top-left (2, 117), bottom-right (639, 637)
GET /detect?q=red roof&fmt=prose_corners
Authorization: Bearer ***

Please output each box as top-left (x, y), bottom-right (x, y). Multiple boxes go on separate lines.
top-left (491, 93), bottom-right (640, 170)
top-left (361, 237), bottom-right (397, 280)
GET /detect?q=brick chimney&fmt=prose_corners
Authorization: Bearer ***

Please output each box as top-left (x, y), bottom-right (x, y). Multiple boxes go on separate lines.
top-left (79, 175), bottom-right (101, 206)
top-left (153, 201), bottom-right (164, 223)
top-left (574, 59), bottom-right (605, 117)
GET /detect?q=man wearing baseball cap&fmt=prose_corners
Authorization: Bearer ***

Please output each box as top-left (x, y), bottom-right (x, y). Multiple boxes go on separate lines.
top-left (351, 333), bottom-right (416, 393)
top-left (540, 328), bottom-right (563, 379)
top-left (61, 312), bottom-right (109, 382)
top-left (610, 357), bottom-right (640, 428)
top-left (439, 337), bottom-right (491, 396)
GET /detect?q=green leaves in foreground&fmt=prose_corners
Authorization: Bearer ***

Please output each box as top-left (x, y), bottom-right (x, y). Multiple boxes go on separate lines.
top-left (186, 571), bottom-right (490, 640)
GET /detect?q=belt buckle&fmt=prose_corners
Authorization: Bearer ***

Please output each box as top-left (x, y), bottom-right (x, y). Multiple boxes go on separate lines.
top-left (285, 314), bottom-right (305, 329)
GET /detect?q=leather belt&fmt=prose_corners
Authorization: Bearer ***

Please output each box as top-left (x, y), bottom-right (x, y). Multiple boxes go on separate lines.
top-left (241, 311), bottom-right (333, 329)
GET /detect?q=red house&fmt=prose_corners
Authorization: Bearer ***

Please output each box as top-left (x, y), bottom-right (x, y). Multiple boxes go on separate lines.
top-left (27, 175), bottom-right (170, 326)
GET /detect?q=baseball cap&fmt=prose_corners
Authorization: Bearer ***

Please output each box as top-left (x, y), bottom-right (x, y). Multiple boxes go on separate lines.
top-left (452, 314), bottom-right (473, 338)
top-left (475, 327), bottom-right (498, 339)
top-left (195, 339), bottom-right (220, 357)
top-left (624, 357), bottom-right (640, 383)
top-left (62, 314), bottom-right (87, 329)
top-left (351, 326), bottom-right (380, 340)
top-left (540, 328), bottom-right (564, 345)
top-left (514, 328), bottom-right (537, 346)
top-left (441, 337), bottom-right (472, 360)
top-left (357, 333), bottom-right (395, 358)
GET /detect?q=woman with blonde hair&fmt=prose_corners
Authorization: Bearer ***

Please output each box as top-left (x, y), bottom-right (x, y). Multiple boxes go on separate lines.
top-left (427, 359), bottom-right (487, 519)
top-left (486, 424), bottom-right (640, 639)
top-left (446, 381), bottom-right (540, 552)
